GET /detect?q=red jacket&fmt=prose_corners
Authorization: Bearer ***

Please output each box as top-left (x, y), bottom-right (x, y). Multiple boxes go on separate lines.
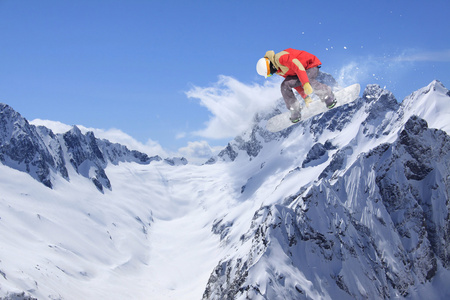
top-left (265, 48), bottom-right (321, 85)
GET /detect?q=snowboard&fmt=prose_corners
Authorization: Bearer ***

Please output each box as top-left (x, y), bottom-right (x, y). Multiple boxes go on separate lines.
top-left (266, 83), bottom-right (360, 133)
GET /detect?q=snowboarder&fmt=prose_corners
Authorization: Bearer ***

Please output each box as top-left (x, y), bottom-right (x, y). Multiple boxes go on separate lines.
top-left (256, 48), bottom-right (337, 123)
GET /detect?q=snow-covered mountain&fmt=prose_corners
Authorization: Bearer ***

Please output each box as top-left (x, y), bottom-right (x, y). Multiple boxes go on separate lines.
top-left (0, 80), bottom-right (449, 299)
top-left (0, 103), bottom-right (164, 192)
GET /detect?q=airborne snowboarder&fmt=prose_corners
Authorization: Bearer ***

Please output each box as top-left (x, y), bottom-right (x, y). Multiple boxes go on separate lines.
top-left (256, 48), bottom-right (337, 123)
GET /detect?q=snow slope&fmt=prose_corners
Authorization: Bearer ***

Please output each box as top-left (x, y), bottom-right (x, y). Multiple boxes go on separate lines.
top-left (0, 159), bottom-right (230, 299)
top-left (0, 80), bottom-right (449, 299)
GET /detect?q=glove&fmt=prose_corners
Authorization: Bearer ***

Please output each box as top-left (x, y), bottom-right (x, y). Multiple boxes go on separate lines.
top-left (304, 96), bottom-right (313, 107)
top-left (303, 82), bottom-right (313, 95)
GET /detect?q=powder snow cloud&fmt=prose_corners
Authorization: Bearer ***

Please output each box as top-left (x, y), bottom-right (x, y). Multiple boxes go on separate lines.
top-left (186, 75), bottom-right (282, 139)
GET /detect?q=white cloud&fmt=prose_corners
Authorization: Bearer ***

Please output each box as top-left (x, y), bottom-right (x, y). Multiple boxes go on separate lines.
top-left (334, 49), bottom-right (450, 93)
top-left (30, 119), bottom-right (167, 157)
top-left (177, 140), bottom-right (222, 165)
top-left (175, 132), bottom-right (187, 139)
top-left (186, 75), bottom-right (282, 139)
top-left (392, 49), bottom-right (450, 62)
top-left (30, 119), bottom-right (73, 134)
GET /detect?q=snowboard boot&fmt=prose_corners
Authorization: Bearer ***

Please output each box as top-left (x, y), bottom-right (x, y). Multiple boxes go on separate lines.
top-left (325, 95), bottom-right (337, 109)
top-left (289, 101), bottom-right (301, 123)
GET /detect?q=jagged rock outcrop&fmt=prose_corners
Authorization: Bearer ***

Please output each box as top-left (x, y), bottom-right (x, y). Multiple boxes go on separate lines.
top-left (164, 157), bottom-right (188, 166)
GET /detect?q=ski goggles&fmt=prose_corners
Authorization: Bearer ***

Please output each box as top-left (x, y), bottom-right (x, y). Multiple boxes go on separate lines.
top-left (265, 58), bottom-right (272, 77)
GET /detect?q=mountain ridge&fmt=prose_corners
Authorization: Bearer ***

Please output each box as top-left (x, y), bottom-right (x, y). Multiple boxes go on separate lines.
top-left (0, 80), bottom-right (449, 299)
top-left (201, 80), bottom-right (450, 299)
top-left (0, 103), bottom-right (167, 192)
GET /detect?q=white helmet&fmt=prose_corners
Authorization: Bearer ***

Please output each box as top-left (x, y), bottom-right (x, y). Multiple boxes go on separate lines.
top-left (256, 57), bottom-right (271, 78)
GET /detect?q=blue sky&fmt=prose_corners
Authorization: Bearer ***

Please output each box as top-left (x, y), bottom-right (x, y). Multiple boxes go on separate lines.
top-left (1, 0), bottom-right (449, 161)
